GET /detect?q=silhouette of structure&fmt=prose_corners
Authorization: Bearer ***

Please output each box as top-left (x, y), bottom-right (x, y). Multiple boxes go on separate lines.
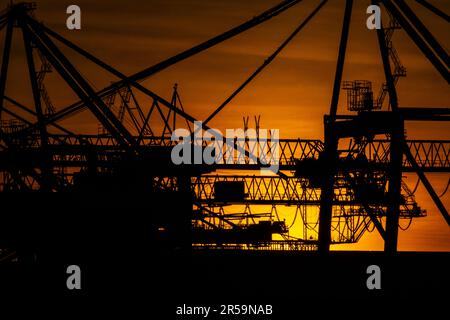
top-left (0, 1), bottom-right (448, 263)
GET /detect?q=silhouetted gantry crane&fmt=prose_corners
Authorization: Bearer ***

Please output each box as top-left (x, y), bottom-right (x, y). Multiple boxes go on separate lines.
top-left (0, 0), bottom-right (449, 263)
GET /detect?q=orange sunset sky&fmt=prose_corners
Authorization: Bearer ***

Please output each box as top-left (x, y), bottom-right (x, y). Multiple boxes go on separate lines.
top-left (2, 0), bottom-right (449, 251)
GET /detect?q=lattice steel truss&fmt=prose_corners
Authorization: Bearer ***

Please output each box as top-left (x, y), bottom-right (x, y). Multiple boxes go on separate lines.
top-left (0, 1), bottom-right (448, 256)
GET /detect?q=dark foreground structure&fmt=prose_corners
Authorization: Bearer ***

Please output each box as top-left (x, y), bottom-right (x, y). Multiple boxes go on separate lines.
top-left (2, 246), bottom-right (449, 316)
top-left (0, 1), bottom-right (449, 314)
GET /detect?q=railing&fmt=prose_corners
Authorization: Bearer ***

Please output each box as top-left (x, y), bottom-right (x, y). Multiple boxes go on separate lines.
top-left (192, 240), bottom-right (317, 251)
top-left (1, 135), bottom-right (449, 171)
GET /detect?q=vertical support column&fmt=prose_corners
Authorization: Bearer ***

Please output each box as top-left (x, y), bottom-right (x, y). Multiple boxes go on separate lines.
top-left (22, 23), bottom-right (48, 145)
top-left (375, 3), bottom-right (403, 253)
top-left (385, 116), bottom-right (403, 253)
top-left (22, 22), bottom-right (53, 191)
top-left (0, 19), bottom-right (14, 120)
top-left (318, 0), bottom-right (353, 253)
top-left (328, 0), bottom-right (353, 119)
top-left (318, 117), bottom-right (338, 253)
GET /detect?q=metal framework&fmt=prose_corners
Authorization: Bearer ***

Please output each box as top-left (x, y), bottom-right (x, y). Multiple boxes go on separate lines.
top-left (0, 0), bottom-right (449, 260)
